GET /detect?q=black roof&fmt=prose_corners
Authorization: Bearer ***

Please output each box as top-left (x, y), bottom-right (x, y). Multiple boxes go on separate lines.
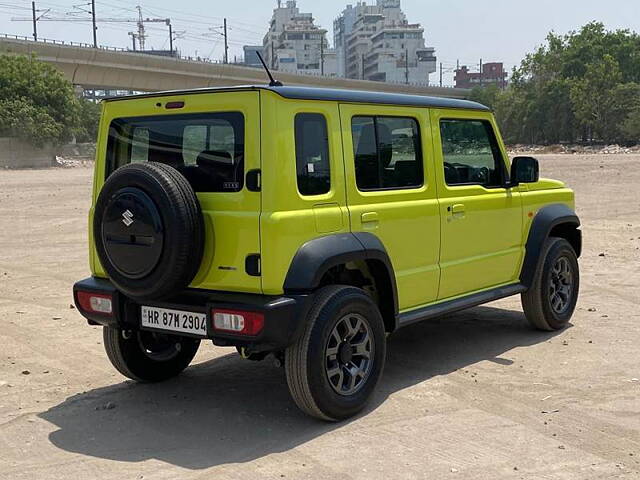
top-left (104, 85), bottom-right (489, 111)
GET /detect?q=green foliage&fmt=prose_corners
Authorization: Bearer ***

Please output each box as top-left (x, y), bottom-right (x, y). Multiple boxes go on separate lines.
top-left (0, 54), bottom-right (100, 146)
top-left (622, 108), bottom-right (640, 141)
top-left (492, 22), bottom-right (640, 144)
top-left (469, 84), bottom-right (501, 110)
top-left (74, 98), bottom-right (101, 143)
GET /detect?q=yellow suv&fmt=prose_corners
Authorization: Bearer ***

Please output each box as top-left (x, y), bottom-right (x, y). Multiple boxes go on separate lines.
top-left (74, 85), bottom-right (581, 421)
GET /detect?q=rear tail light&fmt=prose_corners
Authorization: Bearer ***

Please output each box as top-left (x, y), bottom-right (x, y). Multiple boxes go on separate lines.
top-left (77, 291), bottom-right (113, 315)
top-left (212, 309), bottom-right (264, 336)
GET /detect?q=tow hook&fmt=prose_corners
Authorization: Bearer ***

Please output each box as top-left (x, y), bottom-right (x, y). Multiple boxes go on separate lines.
top-left (121, 329), bottom-right (133, 340)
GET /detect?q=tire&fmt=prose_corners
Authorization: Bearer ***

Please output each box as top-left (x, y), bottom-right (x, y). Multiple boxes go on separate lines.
top-left (103, 326), bottom-right (200, 382)
top-left (94, 162), bottom-right (204, 301)
top-left (285, 286), bottom-right (386, 421)
top-left (522, 237), bottom-right (580, 331)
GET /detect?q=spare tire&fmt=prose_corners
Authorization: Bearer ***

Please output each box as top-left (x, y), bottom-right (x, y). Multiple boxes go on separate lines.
top-left (94, 162), bottom-right (204, 300)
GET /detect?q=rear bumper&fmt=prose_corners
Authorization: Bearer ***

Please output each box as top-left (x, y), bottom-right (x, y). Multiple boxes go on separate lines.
top-left (73, 277), bottom-right (312, 352)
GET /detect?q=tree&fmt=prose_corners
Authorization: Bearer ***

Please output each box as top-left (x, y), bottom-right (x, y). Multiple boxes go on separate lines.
top-left (492, 22), bottom-right (640, 144)
top-left (570, 55), bottom-right (622, 142)
top-left (469, 84), bottom-right (501, 110)
top-left (0, 54), bottom-right (89, 146)
top-left (74, 98), bottom-right (101, 144)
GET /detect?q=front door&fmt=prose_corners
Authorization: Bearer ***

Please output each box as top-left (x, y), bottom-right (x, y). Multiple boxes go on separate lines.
top-left (339, 104), bottom-right (440, 311)
top-left (431, 110), bottom-right (523, 300)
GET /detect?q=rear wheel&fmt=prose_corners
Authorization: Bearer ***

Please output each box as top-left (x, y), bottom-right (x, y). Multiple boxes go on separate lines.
top-left (103, 327), bottom-right (200, 382)
top-left (522, 237), bottom-right (580, 331)
top-left (285, 286), bottom-right (386, 421)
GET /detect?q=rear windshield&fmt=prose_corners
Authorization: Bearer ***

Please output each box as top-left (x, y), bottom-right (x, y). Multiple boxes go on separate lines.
top-left (106, 112), bottom-right (245, 192)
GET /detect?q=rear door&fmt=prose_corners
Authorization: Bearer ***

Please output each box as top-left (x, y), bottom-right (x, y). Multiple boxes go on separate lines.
top-left (95, 91), bottom-right (262, 293)
top-left (339, 103), bottom-right (440, 311)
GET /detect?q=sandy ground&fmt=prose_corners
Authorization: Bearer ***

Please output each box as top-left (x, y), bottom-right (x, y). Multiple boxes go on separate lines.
top-left (0, 154), bottom-right (639, 480)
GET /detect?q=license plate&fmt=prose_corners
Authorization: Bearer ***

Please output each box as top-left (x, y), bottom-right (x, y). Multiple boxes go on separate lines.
top-left (140, 306), bottom-right (207, 337)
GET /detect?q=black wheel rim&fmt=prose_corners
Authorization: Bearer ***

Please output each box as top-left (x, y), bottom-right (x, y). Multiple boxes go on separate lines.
top-left (137, 331), bottom-right (182, 362)
top-left (325, 313), bottom-right (374, 396)
top-left (549, 256), bottom-right (573, 314)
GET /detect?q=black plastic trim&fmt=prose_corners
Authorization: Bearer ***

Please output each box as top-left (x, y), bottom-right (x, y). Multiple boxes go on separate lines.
top-left (398, 283), bottom-right (526, 328)
top-left (520, 204), bottom-right (581, 289)
top-left (246, 169), bottom-right (261, 192)
top-left (245, 254), bottom-right (261, 276)
top-left (73, 277), bottom-right (313, 351)
top-left (283, 232), bottom-right (399, 317)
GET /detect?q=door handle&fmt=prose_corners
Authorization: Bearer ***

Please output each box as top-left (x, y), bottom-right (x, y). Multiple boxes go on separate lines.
top-left (361, 212), bottom-right (379, 225)
top-left (450, 204), bottom-right (465, 214)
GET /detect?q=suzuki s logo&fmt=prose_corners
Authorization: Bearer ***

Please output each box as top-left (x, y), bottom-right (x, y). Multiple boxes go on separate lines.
top-left (122, 210), bottom-right (134, 227)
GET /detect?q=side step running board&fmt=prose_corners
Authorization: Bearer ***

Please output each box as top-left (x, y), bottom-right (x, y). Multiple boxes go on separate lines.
top-left (397, 283), bottom-right (526, 328)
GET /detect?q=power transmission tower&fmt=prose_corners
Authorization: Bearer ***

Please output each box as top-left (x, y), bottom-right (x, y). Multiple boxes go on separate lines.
top-left (91, 0), bottom-right (97, 47)
top-left (13, 5), bottom-right (171, 52)
top-left (224, 18), bottom-right (228, 64)
top-left (207, 21), bottom-right (229, 63)
top-left (30, 2), bottom-right (50, 41)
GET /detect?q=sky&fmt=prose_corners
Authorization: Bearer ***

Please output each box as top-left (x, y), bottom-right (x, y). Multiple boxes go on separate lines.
top-left (0, 0), bottom-right (639, 85)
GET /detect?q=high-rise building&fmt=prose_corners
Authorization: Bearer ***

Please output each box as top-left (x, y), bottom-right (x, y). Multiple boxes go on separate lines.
top-left (243, 45), bottom-right (264, 68)
top-left (334, 0), bottom-right (436, 85)
top-left (263, 1), bottom-right (337, 76)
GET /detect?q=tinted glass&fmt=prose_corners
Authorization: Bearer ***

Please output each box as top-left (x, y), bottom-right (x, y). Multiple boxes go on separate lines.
top-left (295, 113), bottom-right (331, 196)
top-left (439, 119), bottom-right (505, 187)
top-left (351, 116), bottom-right (423, 190)
top-left (107, 112), bottom-right (244, 193)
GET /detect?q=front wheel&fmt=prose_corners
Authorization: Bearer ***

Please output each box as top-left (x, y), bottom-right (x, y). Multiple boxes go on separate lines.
top-left (285, 286), bottom-right (386, 421)
top-left (522, 237), bottom-right (580, 331)
top-left (103, 327), bottom-right (200, 382)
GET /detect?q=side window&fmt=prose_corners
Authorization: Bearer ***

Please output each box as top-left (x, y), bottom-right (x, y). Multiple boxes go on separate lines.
top-left (351, 116), bottom-right (423, 190)
top-left (439, 119), bottom-right (505, 187)
top-left (183, 125), bottom-right (207, 165)
top-left (130, 127), bottom-right (149, 163)
top-left (295, 113), bottom-right (331, 196)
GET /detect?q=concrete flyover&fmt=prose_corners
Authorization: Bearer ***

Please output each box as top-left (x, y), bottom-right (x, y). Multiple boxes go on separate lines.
top-left (0, 35), bottom-right (470, 98)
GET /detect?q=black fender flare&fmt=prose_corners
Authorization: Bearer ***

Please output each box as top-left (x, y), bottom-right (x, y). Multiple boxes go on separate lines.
top-left (520, 204), bottom-right (581, 289)
top-left (283, 232), bottom-right (399, 318)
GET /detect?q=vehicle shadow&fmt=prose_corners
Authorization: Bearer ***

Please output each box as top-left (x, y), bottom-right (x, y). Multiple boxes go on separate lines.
top-left (39, 305), bottom-right (563, 469)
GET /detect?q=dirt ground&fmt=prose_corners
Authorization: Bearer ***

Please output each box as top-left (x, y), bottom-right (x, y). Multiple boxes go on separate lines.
top-left (0, 154), bottom-right (638, 480)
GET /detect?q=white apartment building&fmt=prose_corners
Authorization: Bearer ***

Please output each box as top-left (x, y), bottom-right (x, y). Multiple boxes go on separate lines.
top-left (263, 1), bottom-right (337, 76)
top-left (334, 0), bottom-right (436, 85)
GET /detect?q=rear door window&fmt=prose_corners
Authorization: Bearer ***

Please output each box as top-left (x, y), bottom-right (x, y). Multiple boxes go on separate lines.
top-left (107, 112), bottom-right (244, 192)
top-left (351, 116), bottom-right (423, 190)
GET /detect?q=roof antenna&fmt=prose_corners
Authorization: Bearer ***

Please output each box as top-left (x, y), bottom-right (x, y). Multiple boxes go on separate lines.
top-left (256, 51), bottom-right (283, 87)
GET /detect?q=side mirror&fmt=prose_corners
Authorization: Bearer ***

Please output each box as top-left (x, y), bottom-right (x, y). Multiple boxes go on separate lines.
top-left (510, 156), bottom-right (539, 185)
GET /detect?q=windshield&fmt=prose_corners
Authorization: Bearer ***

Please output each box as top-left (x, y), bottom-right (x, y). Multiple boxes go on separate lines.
top-left (106, 112), bottom-right (245, 193)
